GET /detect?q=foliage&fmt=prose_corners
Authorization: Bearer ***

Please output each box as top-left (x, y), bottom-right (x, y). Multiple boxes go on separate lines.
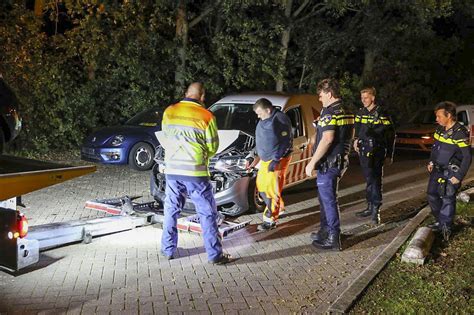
top-left (350, 202), bottom-right (474, 313)
top-left (1, 0), bottom-right (473, 152)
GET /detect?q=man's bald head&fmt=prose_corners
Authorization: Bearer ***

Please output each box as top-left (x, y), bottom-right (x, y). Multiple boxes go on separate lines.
top-left (185, 82), bottom-right (205, 103)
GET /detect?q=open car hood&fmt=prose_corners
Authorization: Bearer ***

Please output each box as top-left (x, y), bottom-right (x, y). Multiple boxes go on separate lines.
top-left (155, 130), bottom-right (254, 155)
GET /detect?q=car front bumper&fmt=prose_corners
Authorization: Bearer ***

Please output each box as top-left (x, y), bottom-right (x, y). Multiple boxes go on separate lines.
top-left (81, 147), bottom-right (128, 164)
top-left (151, 173), bottom-right (252, 216)
top-left (395, 138), bottom-right (433, 152)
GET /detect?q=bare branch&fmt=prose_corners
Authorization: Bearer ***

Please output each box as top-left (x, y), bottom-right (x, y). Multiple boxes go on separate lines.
top-left (292, 0), bottom-right (310, 18)
top-left (189, 0), bottom-right (222, 29)
top-left (294, 5), bottom-right (327, 24)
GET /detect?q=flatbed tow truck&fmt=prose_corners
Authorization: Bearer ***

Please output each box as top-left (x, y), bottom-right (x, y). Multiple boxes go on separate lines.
top-left (0, 155), bottom-right (250, 272)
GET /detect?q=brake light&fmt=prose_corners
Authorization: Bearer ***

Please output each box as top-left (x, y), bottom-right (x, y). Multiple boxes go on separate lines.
top-left (17, 213), bottom-right (28, 238)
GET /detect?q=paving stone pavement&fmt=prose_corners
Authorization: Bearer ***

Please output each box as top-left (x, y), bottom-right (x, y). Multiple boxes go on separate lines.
top-left (0, 163), bottom-right (425, 314)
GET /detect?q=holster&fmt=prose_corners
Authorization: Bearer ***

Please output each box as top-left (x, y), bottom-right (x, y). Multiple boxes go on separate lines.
top-left (434, 162), bottom-right (460, 197)
top-left (318, 154), bottom-right (347, 173)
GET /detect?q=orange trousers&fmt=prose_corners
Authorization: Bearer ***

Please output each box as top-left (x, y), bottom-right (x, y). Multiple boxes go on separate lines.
top-left (256, 156), bottom-right (291, 223)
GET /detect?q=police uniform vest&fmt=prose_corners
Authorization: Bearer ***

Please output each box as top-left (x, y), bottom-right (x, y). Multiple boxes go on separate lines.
top-left (161, 98), bottom-right (219, 179)
top-left (314, 101), bottom-right (354, 169)
top-left (354, 105), bottom-right (395, 159)
top-left (430, 122), bottom-right (471, 181)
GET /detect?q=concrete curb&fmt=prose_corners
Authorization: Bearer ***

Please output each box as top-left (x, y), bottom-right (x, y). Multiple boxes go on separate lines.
top-left (328, 175), bottom-right (474, 313)
top-left (328, 206), bottom-right (431, 313)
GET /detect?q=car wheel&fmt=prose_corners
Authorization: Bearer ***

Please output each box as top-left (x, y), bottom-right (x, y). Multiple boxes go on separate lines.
top-left (247, 177), bottom-right (266, 213)
top-left (0, 128), bottom-right (5, 154)
top-left (128, 142), bottom-right (154, 171)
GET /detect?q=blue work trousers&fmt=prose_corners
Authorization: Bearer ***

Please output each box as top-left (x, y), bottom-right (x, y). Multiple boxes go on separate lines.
top-left (316, 167), bottom-right (343, 234)
top-left (360, 154), bottom-right (384, 206)
top-left (161, 177), bottom-right (222, 261)
top-left (427, 170), bottom-right (460, 227)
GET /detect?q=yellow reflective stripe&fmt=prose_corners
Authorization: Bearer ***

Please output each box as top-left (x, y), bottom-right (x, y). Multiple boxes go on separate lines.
top-left (336, 115), bottom-right (354, 126)
top-left (434, 132), bottom-right (470, 147)
top-left (318, 118), bottom-right (337, 127)
top-left (434, 132), bottom-right (454, 144)
top-left (454, 138), bottom-right (470, 147)
top-left (318, 115), bottom-right (354, 127)
top-left (337, 118), bottom-right (355, 126)
top-left (356, 117), bottom-right (391, 125)
top-left (326, 118), bottom-right (338, 126)
top-left (355, 115), bottom-right (361, 123)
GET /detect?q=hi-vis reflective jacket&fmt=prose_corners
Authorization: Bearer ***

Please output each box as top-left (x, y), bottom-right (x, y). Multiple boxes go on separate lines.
top-left (162, 98), bottom-right (219, 179)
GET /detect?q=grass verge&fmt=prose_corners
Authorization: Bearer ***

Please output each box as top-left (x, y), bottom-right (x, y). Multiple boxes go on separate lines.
top-left (350, 202), bottom-right (473, 314)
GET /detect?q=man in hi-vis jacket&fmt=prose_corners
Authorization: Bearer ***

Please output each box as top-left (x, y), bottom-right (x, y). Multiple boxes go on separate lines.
top-left (160, 82), bottom-right (232, 264)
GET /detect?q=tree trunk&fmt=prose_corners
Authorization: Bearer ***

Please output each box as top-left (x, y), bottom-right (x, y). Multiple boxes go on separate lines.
top-left (275, 0), bottom-right (293, 92)
top-left (175, 0), bottom-right (189, 97)
top-left (361, 48), bottom-right (375, 86)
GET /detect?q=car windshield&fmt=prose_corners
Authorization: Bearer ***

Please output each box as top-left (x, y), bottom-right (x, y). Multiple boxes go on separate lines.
top-left (410, 109), bottom-right (436, 124)
top-left (209, 103), bottom-right (259, 135)
top-left (125, 107), bottom-right (161, 127)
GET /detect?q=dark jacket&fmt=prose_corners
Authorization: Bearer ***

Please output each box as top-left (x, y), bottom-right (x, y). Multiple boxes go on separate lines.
top-left (430, 122), bottom-right (472, 181)
top-left (354, 105), bottom-right (396, 159)
top-left (314, 101), bottom-right (354, 164)
top-left (255, 108), bottom-right (293, 162)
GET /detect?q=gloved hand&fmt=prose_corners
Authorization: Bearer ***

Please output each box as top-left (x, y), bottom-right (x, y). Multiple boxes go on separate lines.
top-left (268, 160), bottom-right (278, 172)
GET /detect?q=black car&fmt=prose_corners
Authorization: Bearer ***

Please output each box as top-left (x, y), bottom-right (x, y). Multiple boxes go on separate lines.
top-left (0, 77), bottom-right (22, 153)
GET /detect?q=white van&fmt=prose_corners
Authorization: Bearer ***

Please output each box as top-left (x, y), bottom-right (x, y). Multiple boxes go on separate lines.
top-left (151, 92), bottom-right (322, 216)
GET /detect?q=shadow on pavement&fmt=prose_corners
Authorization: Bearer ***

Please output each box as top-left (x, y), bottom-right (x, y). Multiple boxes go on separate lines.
top-left (3, 253), bottom-right (64, 276)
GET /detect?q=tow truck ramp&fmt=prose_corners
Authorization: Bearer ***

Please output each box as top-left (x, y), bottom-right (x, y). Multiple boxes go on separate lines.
top-left (0, 156), bottom-right (250, 272)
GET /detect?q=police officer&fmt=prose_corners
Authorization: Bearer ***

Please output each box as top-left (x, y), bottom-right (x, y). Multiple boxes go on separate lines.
top-left (427, 101), bottom-right (471, 241)
top-left (160, 82), bottom-right (232, 264)
top-left (247, 98), bottom-right (293, 231)
top-left (354, 87), bottom-right (395, 224)
top-left (305, 78), bottom-right (354, 250)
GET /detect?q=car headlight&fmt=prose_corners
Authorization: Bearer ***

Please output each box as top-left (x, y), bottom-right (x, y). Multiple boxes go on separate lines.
top-left (110, 135), bottom-right (125, 146)
top-left (214, 156), bottom-right (247, 172)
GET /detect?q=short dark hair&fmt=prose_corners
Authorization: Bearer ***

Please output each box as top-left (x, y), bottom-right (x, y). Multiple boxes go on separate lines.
top-left (253, 98), bottom-right (273, 111)
top-left (434, 101), bottom-right (457, 120)
top-left (317, 78), bottom-right (341, 98)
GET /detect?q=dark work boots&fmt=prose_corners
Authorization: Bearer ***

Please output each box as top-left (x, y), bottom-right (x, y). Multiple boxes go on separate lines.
top-left (310, 228), bottom-right (328, 242)
top-left (312, 232), bottom-right (342, 251)
top-left (355, 203), bottom-right (372, 217)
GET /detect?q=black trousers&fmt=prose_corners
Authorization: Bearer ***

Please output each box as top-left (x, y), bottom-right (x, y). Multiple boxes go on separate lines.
top-left (427, 170), bottom-right (460, 227)
top-left (359, 152), bottom-right (384, 207)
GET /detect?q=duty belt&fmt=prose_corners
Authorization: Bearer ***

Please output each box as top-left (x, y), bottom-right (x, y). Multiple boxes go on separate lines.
top-left (433, 163), bottom-right (460, 173)
top-left (318, 154), bottom-right (347, 172)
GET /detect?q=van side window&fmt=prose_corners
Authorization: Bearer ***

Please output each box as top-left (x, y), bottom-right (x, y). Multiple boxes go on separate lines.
top-left (285, 107), bottom-right (303, 138)
top-left (457, 111), bottom-right (468, 126)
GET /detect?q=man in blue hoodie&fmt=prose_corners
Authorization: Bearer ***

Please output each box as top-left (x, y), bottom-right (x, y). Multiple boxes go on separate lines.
top-left (248, 98), bottom-right (293, 231)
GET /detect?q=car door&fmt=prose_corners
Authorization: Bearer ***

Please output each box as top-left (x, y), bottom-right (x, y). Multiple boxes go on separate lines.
top-left (457, 108), bottom-right (474, 147)
top-left (283, 105), bottom-right (309, 185)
